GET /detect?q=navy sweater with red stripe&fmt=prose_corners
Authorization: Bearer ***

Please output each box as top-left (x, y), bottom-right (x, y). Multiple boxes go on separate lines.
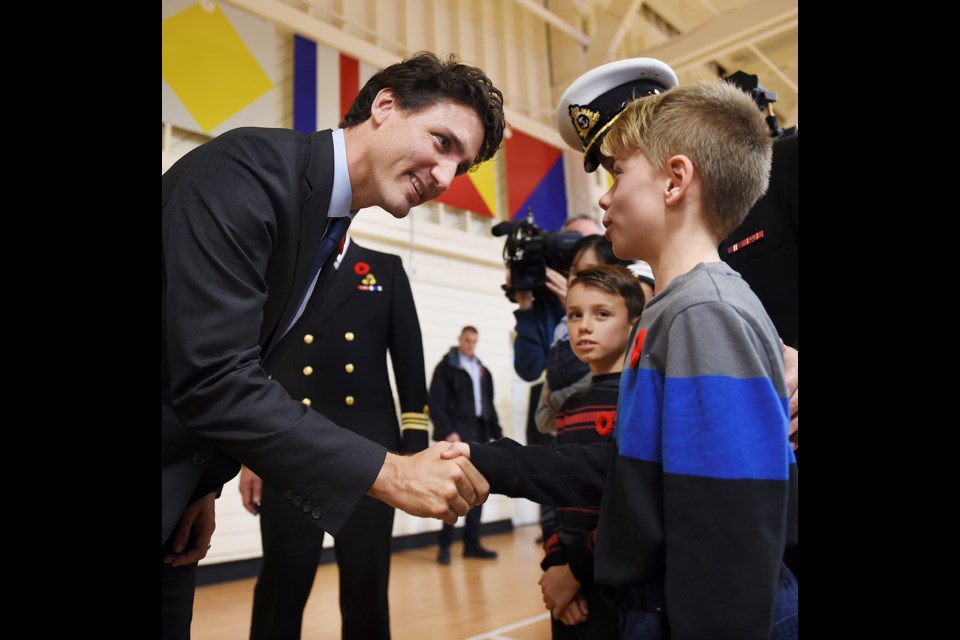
top-left (541, 372), bottom-right (618, 588)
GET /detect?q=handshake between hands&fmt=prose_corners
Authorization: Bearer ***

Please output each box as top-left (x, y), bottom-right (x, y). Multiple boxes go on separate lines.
top-left (172, 442), bottom-right (482, 571)
top-left (368, 441), bottom-right (481, 525)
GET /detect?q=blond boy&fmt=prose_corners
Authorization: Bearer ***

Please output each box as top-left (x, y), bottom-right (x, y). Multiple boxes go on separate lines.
top-left (457, 81), bottom-right (797, 639)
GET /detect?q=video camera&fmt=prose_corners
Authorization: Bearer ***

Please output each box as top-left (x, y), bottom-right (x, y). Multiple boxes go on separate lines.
top-left (491, 209), bottom-right (581, 300)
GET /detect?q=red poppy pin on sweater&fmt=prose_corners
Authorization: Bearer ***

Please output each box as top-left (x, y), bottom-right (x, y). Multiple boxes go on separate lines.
top-left (595, 411), bottom-right (615, 437)
top-left (630, 327), bottom-right (646, 369)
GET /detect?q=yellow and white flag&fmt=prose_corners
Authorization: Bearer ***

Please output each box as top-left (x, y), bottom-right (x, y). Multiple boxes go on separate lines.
top-left (162, 0), bottom-right (278, 136)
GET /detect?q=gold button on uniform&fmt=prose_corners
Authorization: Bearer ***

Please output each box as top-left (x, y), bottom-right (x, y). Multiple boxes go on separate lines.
top-left (303, 366), bottom-right (314, 376)
top-left (302, 398), bottom-right (312, 407)
top-left (345, 396), bottom-right (355, 406)
top-left (345, 363), bottom-right (355, 374)
top-left (344, 331), bottom-right (355, 342)
top-left (304, 334), bottom-right (314, 344)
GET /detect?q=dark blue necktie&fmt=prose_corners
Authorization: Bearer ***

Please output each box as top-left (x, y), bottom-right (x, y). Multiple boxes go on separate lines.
top-left (286, 215), bottom-right (351, 333)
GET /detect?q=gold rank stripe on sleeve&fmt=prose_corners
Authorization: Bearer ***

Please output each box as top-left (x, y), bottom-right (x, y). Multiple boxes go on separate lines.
top-left (400, 412), bottom-right (430, 431)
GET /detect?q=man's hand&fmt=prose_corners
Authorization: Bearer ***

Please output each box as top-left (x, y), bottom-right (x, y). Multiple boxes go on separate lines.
top-left (783, 343), bottom-right (798, 450)
top-left (238, 466), bottom-right (262, 515)
top-left (543, 266), bottom-right (569, 304)
top-left (368, 443), bottom-right (489, 524)
top-left (539, 564), bottom-right (581, 619)
top-left (163, 492), bottom-right (216, 568)
top-left (556, 593), bottom-right (589, 626)
top-left (506, 269), bottom-right (534, 310)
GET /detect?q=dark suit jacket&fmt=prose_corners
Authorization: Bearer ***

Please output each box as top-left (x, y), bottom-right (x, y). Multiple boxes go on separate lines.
top-left (162, 128), bottom-right (385, 545)
top-left (429, 348), bottom-right (503, 444)
top-left (276, 240), bottom-right (429, 452)
top-left (720, 132), bottom-right (798, 348)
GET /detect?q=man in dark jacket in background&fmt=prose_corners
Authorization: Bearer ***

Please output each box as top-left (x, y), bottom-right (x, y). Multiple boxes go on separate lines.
top-left (430, 326), bottom-right (503, 564)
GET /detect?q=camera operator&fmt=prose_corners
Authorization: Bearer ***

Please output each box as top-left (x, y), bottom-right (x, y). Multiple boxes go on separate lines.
top-left (509, 214), bottom-right (603, 383)
top-left (497, 212), bottom-right (603, 549)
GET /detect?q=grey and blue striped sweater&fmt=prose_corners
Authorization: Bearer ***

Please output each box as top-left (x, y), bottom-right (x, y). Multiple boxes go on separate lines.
top-left (472, 262), bottom-right (797, 639)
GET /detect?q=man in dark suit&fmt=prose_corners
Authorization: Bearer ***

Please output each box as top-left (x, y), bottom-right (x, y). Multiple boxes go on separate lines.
top-left (720, 131), bottom-right (798, 349)
top-left (720, 127), bottom-right (799, 573)
top-left (239, 237), bottom-right (429, 639)
top-left (162, 52), bottom-right (505, 638)
top-left (717, 70), bottom-right (798, 457)
top-left (430, 326), bottom-right (503, 564)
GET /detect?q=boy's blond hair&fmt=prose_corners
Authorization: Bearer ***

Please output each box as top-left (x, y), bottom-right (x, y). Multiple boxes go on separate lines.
top-left (600, 80), bottom-right (772, 239)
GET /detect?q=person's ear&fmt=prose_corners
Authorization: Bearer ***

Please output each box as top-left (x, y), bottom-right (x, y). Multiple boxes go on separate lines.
top-left (664, 155), bottom-right (694, 204)
top-left (371, 88), bottom-right (397, 125)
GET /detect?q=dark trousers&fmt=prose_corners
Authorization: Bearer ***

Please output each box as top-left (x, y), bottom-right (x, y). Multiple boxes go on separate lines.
top-left (616, 565), bottom-right (798, 640)
top-left (161, 541), bottom-right (197, 640)
top-left (251, 486), bottom-right (395, 640)
top-left (438, 503), bottom-right (484, 551)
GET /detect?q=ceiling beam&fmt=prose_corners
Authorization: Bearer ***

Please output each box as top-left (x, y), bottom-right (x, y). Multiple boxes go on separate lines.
top-left (507, 0), bottom-right (591, 46)
top-left (583, 0), bottom-right (645, 68)
top-left (224, 0), bottom-right (398, 67)
top-left (637, 0), bottom-right (797, 74)
top-left (604, 0), bottom-right (645, 62)
top-left (748, 44), bottom-right (797, 93)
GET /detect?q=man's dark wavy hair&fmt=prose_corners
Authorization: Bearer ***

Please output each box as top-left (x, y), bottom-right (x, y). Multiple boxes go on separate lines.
top-left (339, 51), bottom-right (505, 170)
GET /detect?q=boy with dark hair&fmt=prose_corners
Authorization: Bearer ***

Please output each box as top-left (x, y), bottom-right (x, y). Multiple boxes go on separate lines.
top-left (539, 265), bottom-right (642, 639)
top-left (448, 80), bottom-right (798, 639)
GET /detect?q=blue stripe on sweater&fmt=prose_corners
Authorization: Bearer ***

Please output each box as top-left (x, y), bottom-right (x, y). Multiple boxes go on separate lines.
top-left (617, 368), bottom-right (793, 480)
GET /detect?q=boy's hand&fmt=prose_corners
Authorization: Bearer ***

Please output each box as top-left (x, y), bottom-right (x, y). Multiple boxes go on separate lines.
top-left (440, 442), bottom-right (471, 459)
top-left (539, 564), bottom-right (581, 619)
top-left (368, 445), bottom-right (488, 524)
top-left (556, 592), bottom-right (589, 626)
top-left (782, 343), bottom-right (798, 450)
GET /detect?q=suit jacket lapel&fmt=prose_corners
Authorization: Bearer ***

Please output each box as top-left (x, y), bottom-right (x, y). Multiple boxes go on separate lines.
top-left (264, 130), bottom-right (335, 361)
top-left (302, 243), bottom-right (364, 329)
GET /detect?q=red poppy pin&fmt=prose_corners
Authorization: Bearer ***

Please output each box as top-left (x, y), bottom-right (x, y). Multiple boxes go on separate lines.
top-left (354, 262), bottom-right (370, 276)
top-left (595, 411), bottom-right (615, 437)
top-left (629, 327), bottom-right (647, 369)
